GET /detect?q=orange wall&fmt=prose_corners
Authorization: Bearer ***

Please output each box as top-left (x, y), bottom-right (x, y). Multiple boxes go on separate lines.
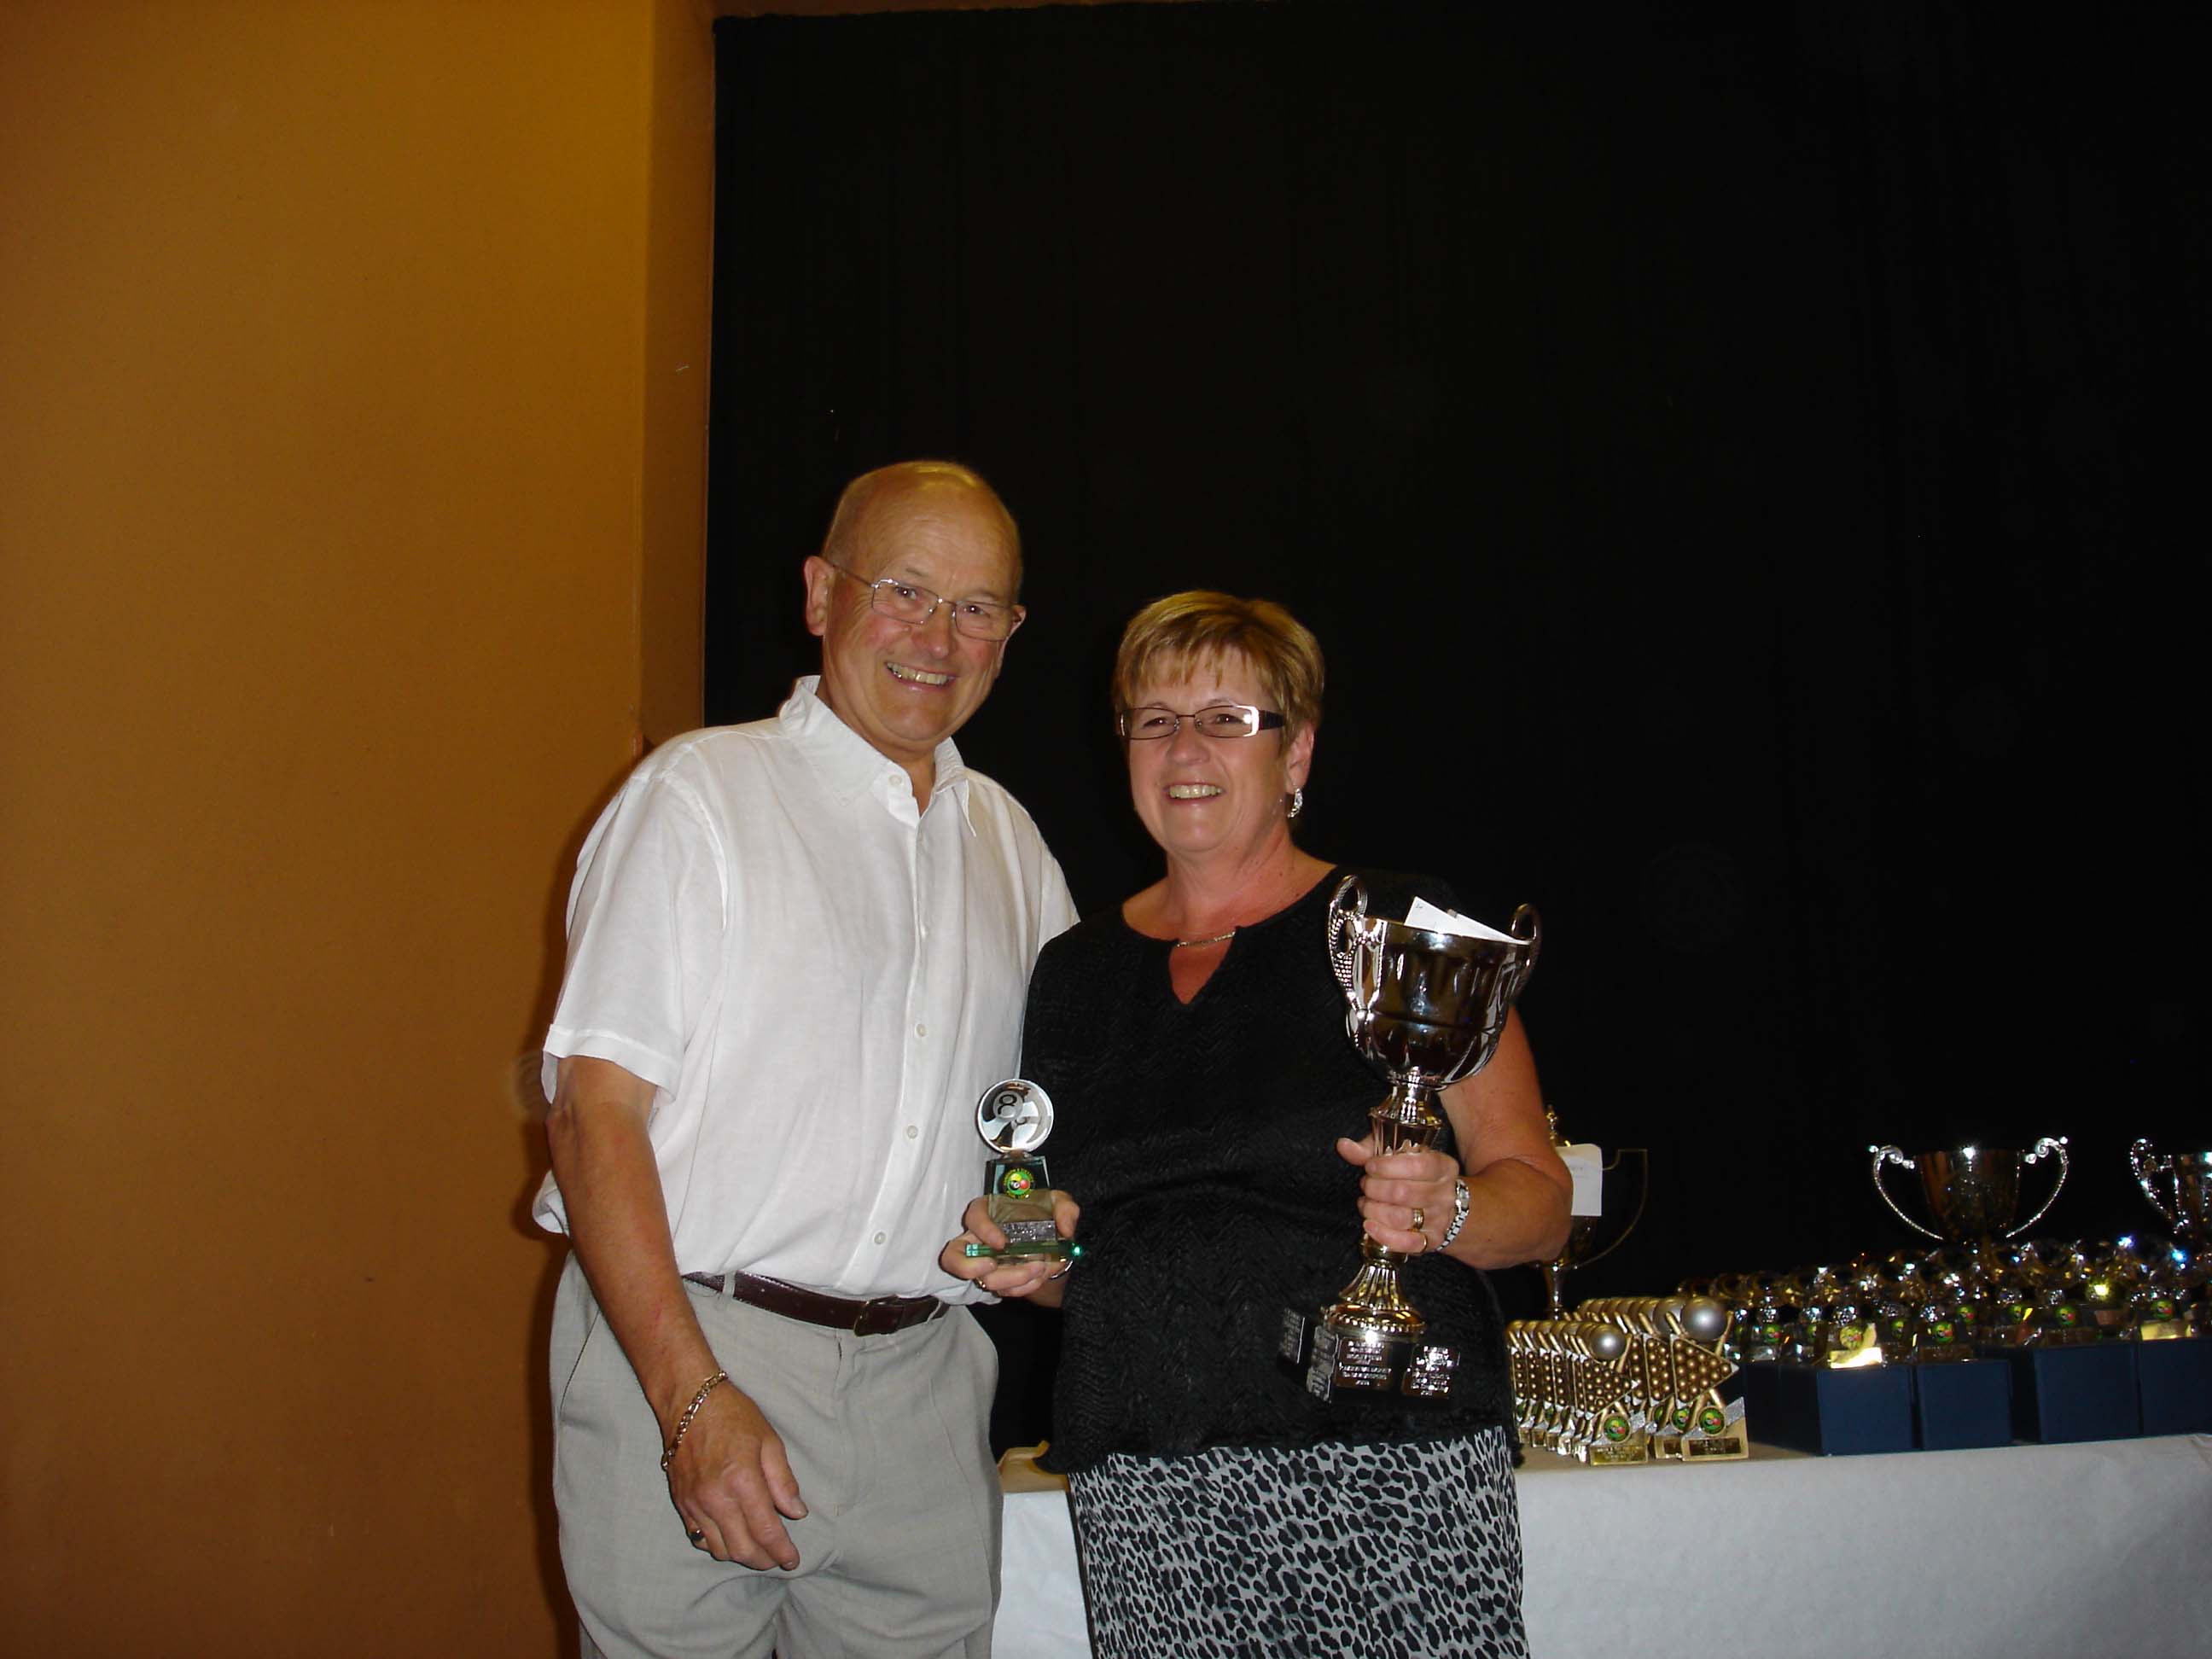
top-left (0, 3), bottom-right (712, 1650)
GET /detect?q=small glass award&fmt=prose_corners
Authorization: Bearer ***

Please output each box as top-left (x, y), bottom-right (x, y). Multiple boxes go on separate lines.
top-left (961, 1079), bottom-right (1074, 1261)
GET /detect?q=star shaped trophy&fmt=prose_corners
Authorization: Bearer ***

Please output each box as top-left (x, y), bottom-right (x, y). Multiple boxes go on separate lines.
top-left (1282, 874), bottom-right (1540, 1400)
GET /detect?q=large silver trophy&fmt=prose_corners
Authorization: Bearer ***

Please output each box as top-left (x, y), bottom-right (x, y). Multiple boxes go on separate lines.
top-left (1868, 1139), bottom-right (2069, 1243)
top-left (1289, 874), bottom-right (1540, 1400)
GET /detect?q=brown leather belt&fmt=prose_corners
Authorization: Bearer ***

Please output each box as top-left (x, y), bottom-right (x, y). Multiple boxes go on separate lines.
top-left (683, 1269), bottom-right (949, 1336)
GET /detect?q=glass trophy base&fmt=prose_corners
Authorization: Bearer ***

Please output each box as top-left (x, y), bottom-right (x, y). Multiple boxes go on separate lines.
top-left (962, 1147), bottom-right (1071, 1260)
top-left (962, 1217), bottom-right (1073, 1261)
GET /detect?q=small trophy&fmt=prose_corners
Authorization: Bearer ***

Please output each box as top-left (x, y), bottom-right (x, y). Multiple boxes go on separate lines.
top-left (959, 1079), bottom-right (1074, 1261)
top-left (1283, 875), bottom-right (1539, 1401)
top-left (1869, 1139), bottom-right (2069, 1243)
top-left (2130, 1139), bottom-right (2212, 1248)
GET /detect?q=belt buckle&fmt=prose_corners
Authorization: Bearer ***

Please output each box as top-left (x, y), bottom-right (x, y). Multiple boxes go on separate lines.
top-left (851, 1297), bottom-right (902, 1337)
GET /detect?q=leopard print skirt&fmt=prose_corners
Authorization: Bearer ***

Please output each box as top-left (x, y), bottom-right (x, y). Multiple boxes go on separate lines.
top-left (1064, 1429), bottom-right (1528, 1659)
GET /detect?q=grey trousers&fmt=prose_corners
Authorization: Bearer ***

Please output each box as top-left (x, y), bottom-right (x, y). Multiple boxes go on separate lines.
top-left (550, 1256), bottom-right (1001, 1659)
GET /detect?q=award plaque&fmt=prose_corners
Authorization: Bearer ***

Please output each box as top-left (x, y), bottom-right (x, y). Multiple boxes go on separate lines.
top-left (960, 1078), bottom-right (1073, 1261)
top-left (1283, 876), bottom-right (1540, 1401)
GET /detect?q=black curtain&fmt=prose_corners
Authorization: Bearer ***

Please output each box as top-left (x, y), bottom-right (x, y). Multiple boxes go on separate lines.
top-left (707, 2), bottom-right (2203, 1445)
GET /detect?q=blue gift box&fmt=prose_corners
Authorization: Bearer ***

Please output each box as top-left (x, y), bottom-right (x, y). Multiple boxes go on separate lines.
top-left (1738, 1360), bottom-right (1914, 1455)
top-left (2132, 1339), bottom-right (2212, 1436)
top-left (1910, 1359), bottom-right (2011, 1450)
top-left (2000, 1342), bottom-right (2140, 1443)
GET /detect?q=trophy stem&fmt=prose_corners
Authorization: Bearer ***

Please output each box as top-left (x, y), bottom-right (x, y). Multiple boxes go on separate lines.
top-left (1318, 1082), bottom-right (1447, 1355)
top-left (1541, 1259), bottom-right (1569, 1320)
top-left (1325, 1237), bottom-right (1427, 1330)
top-left (1372, 1080), bottom-right (1447, 1150)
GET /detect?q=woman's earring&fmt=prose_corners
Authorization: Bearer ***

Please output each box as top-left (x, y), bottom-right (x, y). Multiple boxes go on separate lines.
top-left (1287, 787), bottom-right (1305, 820)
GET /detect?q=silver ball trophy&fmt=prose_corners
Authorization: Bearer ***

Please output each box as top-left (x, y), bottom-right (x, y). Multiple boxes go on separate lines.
top-left (961, 1078), bottom-right (1075, 1262)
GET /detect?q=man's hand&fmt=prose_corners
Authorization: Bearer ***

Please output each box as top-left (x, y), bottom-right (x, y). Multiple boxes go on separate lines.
top-left (938, 1193), bottom-right (1080, 1303)
top-left (665, 1382), bottom-right (808, 1571)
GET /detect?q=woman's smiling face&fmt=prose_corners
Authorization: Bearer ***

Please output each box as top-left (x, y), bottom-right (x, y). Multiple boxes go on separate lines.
top-left (1122, 651), bottom-right (1313, 866)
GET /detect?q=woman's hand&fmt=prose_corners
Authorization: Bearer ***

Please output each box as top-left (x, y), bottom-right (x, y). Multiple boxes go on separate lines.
top-left (1338, 1136), bottom-right (1462, 1256)
top-left (938, 1192), bottom-right (1082, 1303)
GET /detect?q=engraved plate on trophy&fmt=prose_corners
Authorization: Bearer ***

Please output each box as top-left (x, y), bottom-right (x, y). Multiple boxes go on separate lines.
top-left (1295, 876), bottom-right (1540, 1400)
top-left (959, 1079), bottom-right (1072, 1260)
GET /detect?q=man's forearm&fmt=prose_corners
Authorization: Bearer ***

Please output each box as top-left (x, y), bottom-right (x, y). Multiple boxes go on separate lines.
top-left (548, 1060), bottom-right (720, 1435)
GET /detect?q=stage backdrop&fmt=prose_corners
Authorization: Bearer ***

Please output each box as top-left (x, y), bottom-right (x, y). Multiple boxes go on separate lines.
top-left (705, 2), bottom-right (2201, 1445)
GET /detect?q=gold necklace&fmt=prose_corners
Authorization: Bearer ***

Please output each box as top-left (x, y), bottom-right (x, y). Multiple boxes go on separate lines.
top-left (1171, 928), bottom-right (1237, 949)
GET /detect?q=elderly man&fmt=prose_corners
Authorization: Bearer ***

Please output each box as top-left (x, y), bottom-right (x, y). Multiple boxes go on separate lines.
top-left (537, 461), bottom-right (1075, 1659)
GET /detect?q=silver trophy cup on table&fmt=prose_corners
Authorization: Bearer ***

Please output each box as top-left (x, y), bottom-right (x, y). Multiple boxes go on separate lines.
top-left (1869, 1139), bottom-right (2070, 1243)
top-left (2130, 1139), bottom-right (2212, 1248)
top-left (1286, 873), bottom-right (1540, 1400)
top-left (1538, 1110), bottom-right (1648, 1319)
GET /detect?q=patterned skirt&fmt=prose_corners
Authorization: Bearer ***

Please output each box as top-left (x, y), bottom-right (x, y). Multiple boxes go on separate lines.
top-left (1064, 1429), bottom-right (1528, 1659)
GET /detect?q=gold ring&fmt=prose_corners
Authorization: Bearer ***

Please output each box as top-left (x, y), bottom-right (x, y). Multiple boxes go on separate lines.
top-left (1411, 1206), bottom-right (1426, 1234)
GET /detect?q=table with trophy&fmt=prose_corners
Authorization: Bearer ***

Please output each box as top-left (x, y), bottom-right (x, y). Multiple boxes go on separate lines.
top-left (984, 886), bottom-right (2212, 1659)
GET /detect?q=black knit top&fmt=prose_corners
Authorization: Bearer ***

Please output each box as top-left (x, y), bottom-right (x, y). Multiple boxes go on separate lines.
top-left (1028, 867), bottom-right (1516, 1474)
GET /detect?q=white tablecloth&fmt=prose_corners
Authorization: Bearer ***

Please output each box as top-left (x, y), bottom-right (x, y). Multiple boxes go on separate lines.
top-left (998, 1434), bottom-right (2212, 1658)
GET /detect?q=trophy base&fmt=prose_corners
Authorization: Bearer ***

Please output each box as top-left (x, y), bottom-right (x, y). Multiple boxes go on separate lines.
top-left (960, 1231), bottom-right (1073, 1262)
top-left (1279, 1308), bottom-right (1456, 1401)
top-left (1586, 1417), bottom-right (1650, 1465)
top-left (1681, 1388), bottom-right (1750, 1459)
top-left (964, 1154), bottom-right (1069, 1260)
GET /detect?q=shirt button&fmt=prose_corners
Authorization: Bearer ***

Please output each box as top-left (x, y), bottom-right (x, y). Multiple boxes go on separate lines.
top-left (916, 1022), bottom-right (927, 1038)
top-left (874, 1231), bottom-right (888, 1246)
top-left (905, 1125), bottom-right (918, 1139)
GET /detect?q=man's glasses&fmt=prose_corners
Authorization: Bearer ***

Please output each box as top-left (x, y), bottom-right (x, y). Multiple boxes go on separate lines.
top-left (1115, 704), bottom-right (1287, 741)
top-left (827, 564), bottom-right (1024, 642)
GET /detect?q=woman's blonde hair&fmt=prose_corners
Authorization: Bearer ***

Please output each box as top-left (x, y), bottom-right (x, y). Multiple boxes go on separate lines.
top-left (1112, 591), bottom-right (1325, 742)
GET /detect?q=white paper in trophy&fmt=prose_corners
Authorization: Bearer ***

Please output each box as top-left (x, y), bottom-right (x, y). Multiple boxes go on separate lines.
top-left (1404, 895), bottom-right (1522, 946)
top-left (1559, 1142), bottom-right (1604, 1217)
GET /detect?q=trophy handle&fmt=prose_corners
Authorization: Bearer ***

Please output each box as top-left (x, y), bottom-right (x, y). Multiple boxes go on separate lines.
top-left (2131, 1138), bottom-right (2178, 1227)
top-left (1573, 1147), bottom-right (1649, 1273)
top-left (1869, 1144), bottom-right (1942, 1241)
top-left (1506, 903), bottom-right (1543, 993)
top-left (2005, 1136), bottom-right (2070, 1238)
top-left (1325, 874), bottom-right (1368, 992)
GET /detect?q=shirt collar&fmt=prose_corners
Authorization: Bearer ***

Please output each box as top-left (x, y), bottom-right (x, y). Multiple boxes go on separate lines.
top-left (779, 676), bottom-right (975, 830)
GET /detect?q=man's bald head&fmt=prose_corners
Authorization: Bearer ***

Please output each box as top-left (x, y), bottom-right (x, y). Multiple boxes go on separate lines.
top-left (820, 461), bottom-right (1023, 596)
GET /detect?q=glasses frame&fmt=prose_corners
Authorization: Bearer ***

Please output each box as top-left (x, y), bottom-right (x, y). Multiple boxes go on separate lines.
top-left (825, 563), bottom-right (1025, 642)
top-left (1115, 703), bottom-right (1289, 741)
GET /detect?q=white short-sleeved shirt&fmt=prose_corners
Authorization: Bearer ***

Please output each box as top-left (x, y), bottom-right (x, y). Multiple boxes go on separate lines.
top-left (535, 677), bottom-right (1077, 1301)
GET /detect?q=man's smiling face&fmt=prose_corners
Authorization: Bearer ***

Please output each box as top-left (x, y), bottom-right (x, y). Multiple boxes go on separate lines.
top-left (802, 473), bottom-right (1022, 793)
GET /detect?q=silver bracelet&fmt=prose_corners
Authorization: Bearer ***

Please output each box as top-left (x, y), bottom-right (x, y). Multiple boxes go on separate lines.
top-left (1437, 1178), bottom-right (1471, 1249)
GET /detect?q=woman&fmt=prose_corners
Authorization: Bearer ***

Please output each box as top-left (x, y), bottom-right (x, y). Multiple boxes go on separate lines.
top-left (943, 591), bottom-right (1570, 1658)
